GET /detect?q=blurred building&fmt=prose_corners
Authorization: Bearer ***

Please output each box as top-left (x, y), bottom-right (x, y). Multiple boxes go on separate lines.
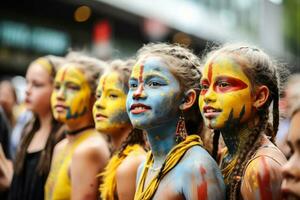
top-left (0, 0), bottom-right (299, 76)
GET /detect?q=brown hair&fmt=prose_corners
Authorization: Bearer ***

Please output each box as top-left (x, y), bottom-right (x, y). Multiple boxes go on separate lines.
top-left (136, 43), bottom-right (203, 135)
top-left (104, 58), bottom-right (147, 154)
top-left (15, 56), bottom-right (65, 176)
top-left (65, 52), bottom-right (108, 95)
top-left (205, 43), bottom-right (284, 199)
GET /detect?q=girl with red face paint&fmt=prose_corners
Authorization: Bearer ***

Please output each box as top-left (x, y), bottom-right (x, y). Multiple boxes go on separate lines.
top-left (199, 44), bottom-right (287, 200)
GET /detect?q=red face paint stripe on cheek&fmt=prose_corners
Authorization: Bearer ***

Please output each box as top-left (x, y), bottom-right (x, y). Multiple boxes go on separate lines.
top-left (198, 166), bottom-right (207, 200)
top-left (257, 157), bottom-right (272, 200)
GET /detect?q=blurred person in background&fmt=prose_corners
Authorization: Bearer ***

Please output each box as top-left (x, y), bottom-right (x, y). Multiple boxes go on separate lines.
top-left (276, 74), bottom-right (300, 157)
top-left (45, 53), bottom-right (110, 200)
top-left (94, 59), bottom-right (147, 200)
top-left (0, 56), bottom-right (65, 200)
top-left (0, 79), bottom-right (18, 129)
top-left (281, 102), bottom-right (300, 199)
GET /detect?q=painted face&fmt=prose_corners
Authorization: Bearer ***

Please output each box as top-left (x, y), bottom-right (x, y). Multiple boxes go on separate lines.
top-left (93, 71), bottom-right (131, 134)
top-left (281, 111), bottom-right (300, 199)
top-left (126, 56), bottom-right (182, 130)
top-left (198, 54), bottom-right (253, 130)
top-left (51, 64), bottom-right (92, 124)
top-left (25, 63), bottom-right (53, 115)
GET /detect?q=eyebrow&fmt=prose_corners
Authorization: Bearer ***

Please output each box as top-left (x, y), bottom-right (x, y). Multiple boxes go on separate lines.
top-left (143, 72), bottom-right (169, 82)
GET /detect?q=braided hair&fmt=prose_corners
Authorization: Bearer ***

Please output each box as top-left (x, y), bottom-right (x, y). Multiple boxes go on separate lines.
top-left (205, 43), bottom-right (284, 199)
top-left (137, 43), bottom-right (203, 135)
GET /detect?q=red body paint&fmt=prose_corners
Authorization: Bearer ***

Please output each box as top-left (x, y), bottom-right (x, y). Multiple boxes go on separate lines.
top-left (198, 166), bottom-right (207, 200)
top-left (102, 75), bottom-right (107, 91)
top-left (208, 62), bottom-right (213, 83)
top-left (257, 157), bottom-right (272, 200)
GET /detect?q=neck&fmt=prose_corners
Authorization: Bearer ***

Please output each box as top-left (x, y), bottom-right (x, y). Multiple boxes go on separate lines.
top-left (221, 118), bottom-right (257, 159)
top-left (37, 110), bottom-right (53, 133)
top-left (110, 126), bottom-right (133, 151)
top-left (146, 118), bottom-right (178, 167)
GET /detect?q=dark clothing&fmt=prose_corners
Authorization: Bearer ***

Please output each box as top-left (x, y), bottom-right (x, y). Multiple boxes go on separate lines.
top-left (0, 107), bottom-right (11, 200)
top-left (8, 151), bottom-right (47, 200)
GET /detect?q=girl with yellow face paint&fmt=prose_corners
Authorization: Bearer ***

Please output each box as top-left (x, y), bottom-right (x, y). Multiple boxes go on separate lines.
top-left (2, 56), bottom-right (65, 200)
top-left (199, 44), bottom-right (287, 200)
top-left (93, 59), bottom-right (147, 200)
top-left (45, 53), bottom-right (110, 200)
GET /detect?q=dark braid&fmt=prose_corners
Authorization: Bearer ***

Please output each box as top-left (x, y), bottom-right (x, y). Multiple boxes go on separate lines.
top-left (118, 129), bottom-right (147, 157)
top-left (212, 130), bottom-right (220, 161)
top-left (227, 113), bottom-right (268, 200)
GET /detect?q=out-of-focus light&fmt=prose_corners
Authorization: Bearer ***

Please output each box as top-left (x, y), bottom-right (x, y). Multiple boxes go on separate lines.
top-left (173, 32), bottom-right (191, 47)
top-left (268, 0), bottom-right (283, 5)
top-left (74, 6), bottom-right (91, 22)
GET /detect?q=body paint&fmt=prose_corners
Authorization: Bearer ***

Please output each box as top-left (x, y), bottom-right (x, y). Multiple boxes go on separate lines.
top-left (257, 157), bottom-right (272, 200)
top-left (198, 166), bottom-right (208, 200)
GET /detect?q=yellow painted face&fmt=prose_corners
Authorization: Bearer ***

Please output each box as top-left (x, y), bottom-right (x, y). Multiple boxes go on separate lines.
top-left (93, 71), bottom-right (131, 134)
top-left (51, 64), bottom-right (92, 124)
top-left (199, 54), bottom-right (254, 130)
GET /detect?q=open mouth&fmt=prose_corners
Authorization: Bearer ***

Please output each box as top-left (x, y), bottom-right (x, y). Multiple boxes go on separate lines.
top-left (130, 103), bottom-right (151, 114)
top-left (95, 113), bottom-right (108, 121)
top-left (203, 106), bottom-right (222, 119)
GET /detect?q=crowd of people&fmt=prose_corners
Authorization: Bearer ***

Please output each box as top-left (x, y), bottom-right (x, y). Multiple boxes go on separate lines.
top-left (0, 42), bottom-right (299, 200)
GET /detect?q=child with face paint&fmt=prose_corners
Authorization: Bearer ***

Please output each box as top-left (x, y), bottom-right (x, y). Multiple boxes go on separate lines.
top-left (199, 44), bottom-right (287, 200)
top-left (281, 102), bottom-right (300, 200)
top-left (127, 43), bottom-right (225, 200)
top-left (5, 56), bottom-right (65, 200)
top-left (45, 53), bottom-right (110, 200)
top-left (93, 59), bottom-right (147, 200)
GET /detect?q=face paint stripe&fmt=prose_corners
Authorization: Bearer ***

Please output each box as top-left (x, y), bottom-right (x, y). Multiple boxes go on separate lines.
top-left (208, 62), bottom-right (213, 83)
top-left (61, 68), bottom-right (68, 82)
top-left (102, 75), bottom-right (107, 92)
top-left (139, 64), bottom-right (144, 84)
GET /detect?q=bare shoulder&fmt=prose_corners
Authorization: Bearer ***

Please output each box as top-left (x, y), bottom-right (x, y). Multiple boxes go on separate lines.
top-left (53, 138), bottom-right (68, 155)
top-left (117, 148), bottom-right (147, 176)
top-left (73, 131), bottom-right (110, 164)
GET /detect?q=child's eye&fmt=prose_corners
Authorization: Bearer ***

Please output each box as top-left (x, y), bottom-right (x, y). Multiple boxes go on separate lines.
top-left (148, 82), bottom-right (162, 87)
top-left (218, 82), bottom-right (230, 88)
top-left (129, 83), bottom-right (138, 89)
top-left (109, 94), bottom-right (118, 99)
top-left (200, 84), bottom-right (209, 90)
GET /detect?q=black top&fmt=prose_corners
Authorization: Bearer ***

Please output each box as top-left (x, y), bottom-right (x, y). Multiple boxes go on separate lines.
top-left (8, 151), bottom-right (47, 200)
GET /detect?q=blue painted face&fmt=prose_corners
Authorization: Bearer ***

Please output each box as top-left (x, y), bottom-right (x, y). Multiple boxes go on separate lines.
top-left (126, 56), bottom-right (182, 130)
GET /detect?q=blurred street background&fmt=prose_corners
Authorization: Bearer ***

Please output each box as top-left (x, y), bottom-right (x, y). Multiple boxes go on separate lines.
top-left (0, 0), bottom-right (299, 83)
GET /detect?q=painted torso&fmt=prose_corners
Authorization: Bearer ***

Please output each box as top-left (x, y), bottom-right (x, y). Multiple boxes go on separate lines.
top-left (137, 144), bottom-right (225, 200)
top-left (45, 130), bottom-right (98, 200)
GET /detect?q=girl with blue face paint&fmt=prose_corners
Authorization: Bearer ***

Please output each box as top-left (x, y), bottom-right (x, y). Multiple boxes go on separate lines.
top-left (126, 43), bottom-right (225, 200)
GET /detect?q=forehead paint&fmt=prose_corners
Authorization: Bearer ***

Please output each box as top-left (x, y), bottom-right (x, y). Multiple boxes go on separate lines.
top-left (198, 166), bottom-right (208, 200)
top-left (257, 157), bottom-right (272, 199)
top-left (139, 64), bottom-right (144, 83)
top-left (60, 67), bottom-right (68, 82)
top-left (36, 58), bottom-right (53, 75)
top-left (208, 62), bottom-right (213, 83)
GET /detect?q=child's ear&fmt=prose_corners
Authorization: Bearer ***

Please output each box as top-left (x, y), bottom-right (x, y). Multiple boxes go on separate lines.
top-left (179, 89), bottom-right (197, 110)
top-left (253, 85), bottom-right (269, 109)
